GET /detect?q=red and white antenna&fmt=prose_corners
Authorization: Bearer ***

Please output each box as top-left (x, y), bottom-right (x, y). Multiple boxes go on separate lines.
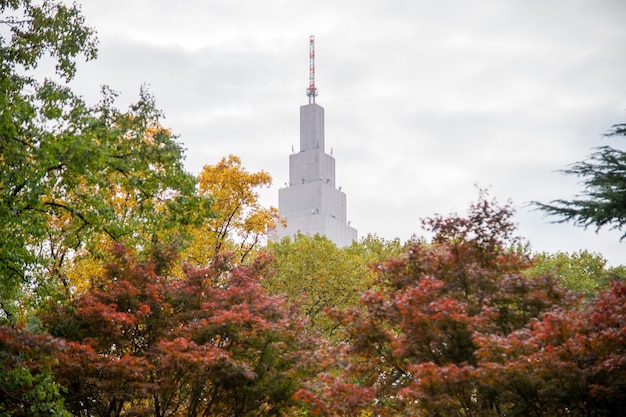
top-left (306, 35), bottom-right (318, 104)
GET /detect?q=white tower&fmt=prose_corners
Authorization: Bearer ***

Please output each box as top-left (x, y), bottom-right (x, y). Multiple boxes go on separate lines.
top-left (276, 36), bottom-right (357, 247)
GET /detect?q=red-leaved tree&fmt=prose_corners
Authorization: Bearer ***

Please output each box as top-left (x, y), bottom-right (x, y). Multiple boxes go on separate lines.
top-left (476, 279), bottom-right (626, 416)
top-left (295, 195), bottom-right (580, 416)
top-left (43, 243), bottom-right (319, 417)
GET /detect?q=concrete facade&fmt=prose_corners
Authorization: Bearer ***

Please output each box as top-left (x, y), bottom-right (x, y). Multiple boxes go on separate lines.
top-left (276, 102), bottom-right (357, 247)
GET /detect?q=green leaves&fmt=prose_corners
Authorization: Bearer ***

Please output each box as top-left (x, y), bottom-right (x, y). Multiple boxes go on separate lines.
top-left (1, 0), bottom-right (96, 313)
top-left (265, 233), bottom-right (377, 338)
top-left (528, 250), bottom-right (614, 295)
top-left (0, 81), bottom-right (204, 311)
top-left (4, 0), bottom-right (98, 79)
top-left (1, 1), bottom-right (210, 316)
top-left (0, 325), bottom-right (70, 416)
top-left (534, 122), bottom-right (626, 239)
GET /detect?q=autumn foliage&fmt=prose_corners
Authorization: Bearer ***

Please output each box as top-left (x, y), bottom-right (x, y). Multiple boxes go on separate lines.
top-left (186, 155), bottom-right (284, 265)
top-left (2, 2), bottom-right (626, 416)
top-left (1, 194), bottom-right (625, 416)
top-left (294, 196), bottom-right (625, 417)
top-left (0, 325), bottom-right (69, 416)
top-left (41, 244), bottom-right (318, 417)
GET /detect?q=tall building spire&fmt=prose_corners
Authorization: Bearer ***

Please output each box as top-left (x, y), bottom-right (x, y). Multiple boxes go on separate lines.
top-left (275, 35), bottom-right (357, 247)
top-left (306, 35), bottom-right (318, 104)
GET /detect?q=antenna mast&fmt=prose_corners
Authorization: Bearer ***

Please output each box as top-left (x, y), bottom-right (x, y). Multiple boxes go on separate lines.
top-left (306, 35), bottom-right (318, 104)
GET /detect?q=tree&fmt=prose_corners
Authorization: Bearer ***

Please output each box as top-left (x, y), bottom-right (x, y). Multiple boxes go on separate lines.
top-left (534, 123), bottom-right (626, 240)
top-left (475, 279), bottom-right (626, 416)
top-left (185, 155), bottom-right (283, 265)
top-left (264, 233), bottom-right (377, 339)
top-left (345, 233), bottom-right (414, 266)
top-left (527, 250), bottom-right (617, 295)
top-left (0, 325), bottom-right (70, 416)
top-left (43, 243), bottom-right (320, 417)
top-left (41, 87), bottom-right (214, 294)
top-left (295, 194), bottom-right (577, 416)
top-left (1, 0), bottom-right (97, 319)
top-left (0, 1), bottom-right (212, 319)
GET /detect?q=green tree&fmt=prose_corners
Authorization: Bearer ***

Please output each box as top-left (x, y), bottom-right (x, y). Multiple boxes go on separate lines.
top-left (528, 250), bottom-right (617, 295)
top-left (0, 1), bottom-right (212, 319)
top-left (265, 234), bottom-right (377, 339)
top-left (1, 0), bottom-right (97, 319)
top-left (37, 87), bottom-right (212, 297)
top-left (534, 123), bottom-right (626, 239)
top-left (345, 233), bottom-right (412, 267)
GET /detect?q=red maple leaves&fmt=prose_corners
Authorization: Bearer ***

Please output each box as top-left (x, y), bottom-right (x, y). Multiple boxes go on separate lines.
top-left (2, 197), bottom-right (625, 416)
top-left (296, 196), bottom-right (626, 416)
top-left (43, 245), bottom-right (318, 416)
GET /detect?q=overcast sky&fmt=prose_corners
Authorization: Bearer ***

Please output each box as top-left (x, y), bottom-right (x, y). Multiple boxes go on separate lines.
top-left (68, 0), bottom-right (625, 265)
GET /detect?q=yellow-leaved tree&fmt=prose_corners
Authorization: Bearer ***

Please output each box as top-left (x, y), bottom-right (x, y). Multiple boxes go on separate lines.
top-left (185, 155), bottom-right (284, 265)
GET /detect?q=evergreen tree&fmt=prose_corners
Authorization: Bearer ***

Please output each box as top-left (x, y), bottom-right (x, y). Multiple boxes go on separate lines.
top-left (534, 123), bottom-right (626, 240)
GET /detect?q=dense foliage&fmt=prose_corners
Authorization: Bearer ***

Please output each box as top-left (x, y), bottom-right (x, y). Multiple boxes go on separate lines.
top-left (41, 244), bottom-right (319, 416)
top-left (1, 2), bottom-right (625, 416)
top-left (1, 0), bottom-right (97, 317)
top-left (0, 0), bottom-right (212, 321)
top-left (295, 197), bottom-right (625, 417)
top-left (185, 155), bottom-right (283, 265)
top-left (0, 325), bottom-right (69, 416)
top-left (265, 234), bottom-right (372, 337)
top-left (528, 250), bottom-right (626, 295)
